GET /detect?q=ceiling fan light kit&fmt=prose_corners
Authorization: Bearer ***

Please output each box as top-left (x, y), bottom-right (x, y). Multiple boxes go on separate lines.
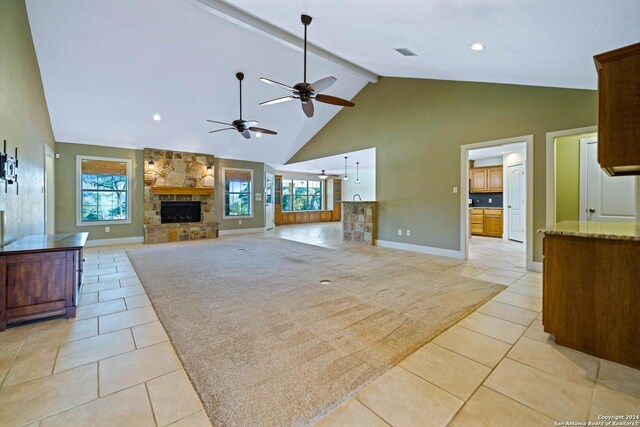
top-left (318, 170), bottom-right (328, 180)
top-left (259, 14), bottom-right (356, 118)
top-left (207, 72), bottom-right (277, 139)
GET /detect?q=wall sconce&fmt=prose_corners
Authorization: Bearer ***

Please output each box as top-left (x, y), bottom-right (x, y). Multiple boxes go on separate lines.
top-left (147, 160), bottom-right (155, 170)
top-left (207, 165), bottom-right (213, 175)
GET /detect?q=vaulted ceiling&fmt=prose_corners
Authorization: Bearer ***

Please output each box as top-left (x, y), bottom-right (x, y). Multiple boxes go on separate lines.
top-left (26, 0), bottom-right (639, 167)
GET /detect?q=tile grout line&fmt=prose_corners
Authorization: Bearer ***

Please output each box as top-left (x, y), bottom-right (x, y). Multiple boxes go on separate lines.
top-left (143, 381), bottom-right (160, 427)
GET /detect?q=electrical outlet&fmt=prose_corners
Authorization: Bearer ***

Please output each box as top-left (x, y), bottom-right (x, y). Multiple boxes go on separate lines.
top-left (105, 226), bottom-right (110, 233)
top-left (239, 220), bottom-right (243, 225)
top-left (406, 230), bottom-right (411, 237)
top-left (453, 186), bottom-right (458, 194)
top-left (397, 229), bottom-right (402, 236)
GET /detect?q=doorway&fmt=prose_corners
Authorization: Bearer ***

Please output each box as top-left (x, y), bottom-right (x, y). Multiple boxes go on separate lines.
top-left (579, 137), bottom-right (636, 222)
top-left (460, 135), bottom-right (534, 270)
top-left (265, 172), bottom-right (275, 230)
top-left (44, 144), bottom-right (55, 234)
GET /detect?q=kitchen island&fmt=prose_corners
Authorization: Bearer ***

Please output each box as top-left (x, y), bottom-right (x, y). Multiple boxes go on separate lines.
top-left (539, 221), bottom-right (640, 369)
top-left (341, 201), bottom-right (377, 244)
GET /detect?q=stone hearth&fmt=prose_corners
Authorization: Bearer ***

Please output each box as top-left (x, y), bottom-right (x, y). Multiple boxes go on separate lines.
top-left (143, 148), bottom-right (218, 243)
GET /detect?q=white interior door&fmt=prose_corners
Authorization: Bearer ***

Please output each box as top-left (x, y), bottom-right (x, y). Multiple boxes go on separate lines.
top-left (507, 163), bottom-right (525, 242)
top-left (265, 173), bottom-right (274, 230)
top-left (579, 138), bottom-right (636, 222)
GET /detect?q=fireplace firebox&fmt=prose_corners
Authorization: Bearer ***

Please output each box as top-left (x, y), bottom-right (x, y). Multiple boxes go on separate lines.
top-left (160, 201), bottom-right (201, 224)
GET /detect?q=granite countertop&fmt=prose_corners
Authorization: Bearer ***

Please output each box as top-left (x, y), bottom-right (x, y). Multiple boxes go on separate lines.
top-left (0, 233), bottom-right (89, 254)
top-left (469, 207), bottom-right (503, 209)
top-left (341, 201), bottom-right (377, 203)
top-left (538, 220), bottom-right (640, 241)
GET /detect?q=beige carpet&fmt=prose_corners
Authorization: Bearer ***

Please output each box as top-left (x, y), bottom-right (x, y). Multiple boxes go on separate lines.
top-left (127, 237), bottom-right (504, 427)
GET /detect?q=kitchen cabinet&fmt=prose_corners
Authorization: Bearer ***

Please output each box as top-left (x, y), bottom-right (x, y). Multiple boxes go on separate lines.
top-left (470, 208), bottom-right (503, 237)
top-left (274, 175), bottom-right (283, 225)
top-left (594, 42), bottom-right (640, 176)
top-left (332, 179), bottom-right (342, 221)
top-left (541, 222), bottom-right (640, 369)
top-left (470, 166), bottom-right (503, 192)
top-left (0, 233), bottom-right (87, 331)
top-left (281, 210), bottom-right (334, 225)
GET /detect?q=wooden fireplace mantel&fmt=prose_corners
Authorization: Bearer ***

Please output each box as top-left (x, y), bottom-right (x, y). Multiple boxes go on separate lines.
top-left (150, 186), bottom-right (213, 196)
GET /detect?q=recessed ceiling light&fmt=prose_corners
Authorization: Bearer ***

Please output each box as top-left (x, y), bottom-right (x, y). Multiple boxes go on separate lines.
top-left (470, 43), bottom-right (485, 51)
top-left (255, 132), bottom-right (262, 138)
top-left (153, 114), bottom-right (161, 121)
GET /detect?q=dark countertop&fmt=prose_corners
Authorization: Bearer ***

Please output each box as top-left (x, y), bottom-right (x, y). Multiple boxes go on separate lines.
top-left (469, 207), bottom-right (503, 209)
top-left (538, 221), bottom-right (640, 241)
top-left (0, 233), bottom-right (89, 254)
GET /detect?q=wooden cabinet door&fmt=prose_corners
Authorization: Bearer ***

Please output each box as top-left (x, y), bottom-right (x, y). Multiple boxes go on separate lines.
top-left (484, 214), bottom-right (503, 237)
top-left (488, 167), bottom-right (503, 192)
top-left (332, 179), bottom-right (342, 221)
top-left (470, 169), bottom-right (488, 192)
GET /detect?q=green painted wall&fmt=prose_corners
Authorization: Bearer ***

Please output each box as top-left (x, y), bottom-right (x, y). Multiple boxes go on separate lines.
top-left (555, 132), bottom-right (597, 222)
top-left (0, 0), bottom-right (56, 245)
top-left (215, 158), bottom-right (265, 231)
top-left (55, 142), bottom-right (144, 240)
top-left (289, 77), bottom-right (598, 262)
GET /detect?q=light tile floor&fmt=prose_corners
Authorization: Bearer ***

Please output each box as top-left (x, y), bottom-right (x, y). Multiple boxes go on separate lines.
top-left (0, 224), bottom-right (638, 427)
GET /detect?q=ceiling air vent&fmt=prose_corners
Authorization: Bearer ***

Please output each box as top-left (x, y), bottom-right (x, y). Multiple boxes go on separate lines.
top-left (394, 48), bottom-right (417, 57)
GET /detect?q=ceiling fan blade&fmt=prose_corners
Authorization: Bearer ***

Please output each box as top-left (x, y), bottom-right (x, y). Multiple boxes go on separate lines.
top-left (309, 76), bottom-right (336, 93)
top-left (259, 77), bottom-right (295, 92)
top-left (207, 120), bottom-right (233, 126)
top-left (259, 96), bottom-right (296, 106)
top-left (241, 130), bottom-right (251, 139)
top-left (248, 127), bottom-right (277, 135)
top-left (315, 93), bottom-right (355, 107)
top-left (302, 100), bottom-right (314, 118)
top-left (243, 120), bottom-right (258, 128)
top-left (208, 127), bottom-right (234, 133)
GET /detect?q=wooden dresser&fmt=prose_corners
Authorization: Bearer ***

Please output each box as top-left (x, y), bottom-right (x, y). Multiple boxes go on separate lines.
top-left (540, 222), bottom-right (640, 369)
top-left (0, 233), bottom-right (88, 331)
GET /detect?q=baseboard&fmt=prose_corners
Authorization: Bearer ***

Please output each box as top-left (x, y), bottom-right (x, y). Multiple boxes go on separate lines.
top-left (375, 239), bottom-right (465, 259)
top-left (527, 261), bottom-right (543, 273)
top-left (219, 227), bottom-right (265, 236)
top-left (86, 236), bottom-right (144, 247)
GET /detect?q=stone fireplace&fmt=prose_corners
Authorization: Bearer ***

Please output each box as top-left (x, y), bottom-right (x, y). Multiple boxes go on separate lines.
top-left (143, 148), bottom-right (218, 243)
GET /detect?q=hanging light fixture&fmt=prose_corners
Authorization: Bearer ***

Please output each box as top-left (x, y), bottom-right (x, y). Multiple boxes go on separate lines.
top-left (343, 156), bottom-right (349, 181)
top-left (318, 170), bottom-right (328, 180)
top-left (355, 162), bottom-right (361, 184)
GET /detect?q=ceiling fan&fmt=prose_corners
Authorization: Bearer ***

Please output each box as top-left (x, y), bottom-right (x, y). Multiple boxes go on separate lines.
top-left (207, 72), bottom-right (277, 139)
top-left (258, 14), bottom-right (355, 118)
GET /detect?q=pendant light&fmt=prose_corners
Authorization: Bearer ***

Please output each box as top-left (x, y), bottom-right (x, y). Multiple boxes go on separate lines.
top-left (355, 162), bottom-right (361, 184)
top-left (343, 156), bottom-right (349, 181)
top-left (318, 170), bottom-right (328, 180)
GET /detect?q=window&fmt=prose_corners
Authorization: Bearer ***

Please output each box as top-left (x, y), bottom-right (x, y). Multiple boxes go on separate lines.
top-left (281, 179), bottom-right (323, 211)
top-left (224, 168), bottom-right (253, 218)
top-left (76, 156), bottom-right (131, 226)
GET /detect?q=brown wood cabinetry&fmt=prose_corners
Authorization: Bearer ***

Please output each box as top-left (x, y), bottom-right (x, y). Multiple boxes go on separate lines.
top-left (332, 179), bottom-right (342, 221)
top-left (281, 210), bottom-right (334, 225)
top-left (470, 166), bottom-right (503, 192)
top-left (594, 42), bottom-right (640, 176)
top-left (274, 175), bottom-right (283, 226)
top-left (470, 208), bottom-right (503, 237)
top-left (543, 233), bottom-right (640, 369)
top-left (0, 233), bottom-right (87, 331)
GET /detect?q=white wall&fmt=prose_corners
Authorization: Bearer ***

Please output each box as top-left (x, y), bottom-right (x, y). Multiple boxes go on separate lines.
top-left (473, 157), bottom-right (502, 167)
top-left (342, 169), bottom-right (376, 201)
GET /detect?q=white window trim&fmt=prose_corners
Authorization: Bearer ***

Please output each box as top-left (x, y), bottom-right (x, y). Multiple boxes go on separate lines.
top-left (76, 155), bottom-right (132, 226)
top-left (223, 167), bottom-right (254, 219)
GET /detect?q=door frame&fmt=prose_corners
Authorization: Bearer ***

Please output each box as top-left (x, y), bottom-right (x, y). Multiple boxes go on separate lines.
top-left (460, 135), bottom-right (535, 271)
top-left (506, 161), bottom-right (525, 242)
top-left (265, 172), bottom-right (275, 230)
top-left (43, 143), bottom-right (55, 234)
top-left (544, 126), bottom-right (597, 226)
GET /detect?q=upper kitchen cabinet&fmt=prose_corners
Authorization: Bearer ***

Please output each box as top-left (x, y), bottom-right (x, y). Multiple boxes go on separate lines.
top-left (594, 42), bottom-right (640, 176)
top-left (470, 166), bottom-right (503, 193)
